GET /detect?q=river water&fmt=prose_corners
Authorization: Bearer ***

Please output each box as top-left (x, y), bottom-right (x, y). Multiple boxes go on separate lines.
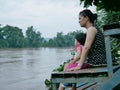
top-left (0, 47), bottom-right (72, 90)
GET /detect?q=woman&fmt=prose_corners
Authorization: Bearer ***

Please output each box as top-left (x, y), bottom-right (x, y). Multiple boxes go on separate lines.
top-left (59, 9), bottom-right (107, 90)
top-left (74, 9), bottom-right (106, 70)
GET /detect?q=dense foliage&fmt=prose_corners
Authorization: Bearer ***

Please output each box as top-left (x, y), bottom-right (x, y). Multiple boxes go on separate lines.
top-left (97, 11), bottom-right (120, 59)
top-left (44, 31), bottom-right (81, 47)
top-left (0, 25), bottom-right (43, 48)
top-left (0, 25), bottom-right (83, 48)
top-left (0, 25), bottom-right (24, 48)
top-left (79, 0), bottom-right (120, 11)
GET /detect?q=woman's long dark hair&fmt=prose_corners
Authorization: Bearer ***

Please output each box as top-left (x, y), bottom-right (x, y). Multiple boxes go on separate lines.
top-left (79, 9), bottom-right (98, 23)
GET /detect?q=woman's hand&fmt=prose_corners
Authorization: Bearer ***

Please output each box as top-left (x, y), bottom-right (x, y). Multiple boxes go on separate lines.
top-left (72, 63), bottom-right (82, 71)
top-left (67, 64), bottom-right (81, 71)
top-left (73, 66), bottom-right (81, 71)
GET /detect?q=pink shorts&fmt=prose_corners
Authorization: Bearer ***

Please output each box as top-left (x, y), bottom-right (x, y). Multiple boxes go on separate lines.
top-left (64, 62), bottom-right (88, 71)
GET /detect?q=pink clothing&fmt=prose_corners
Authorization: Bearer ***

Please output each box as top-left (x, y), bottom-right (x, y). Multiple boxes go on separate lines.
top-left (64, 62), bottom-right (88, 71)
top-left (64, 62), bottom-right (78, 71)
top-left (74, 44), bottom-right (82, 52)
top-left (64, 44), bottom-right (88, 71)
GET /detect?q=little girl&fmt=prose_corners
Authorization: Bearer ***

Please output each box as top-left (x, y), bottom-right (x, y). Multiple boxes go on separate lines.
top-left (58, 33), bottom-right (88, 90)
top-left (64, 33), bottom-right (88, 71)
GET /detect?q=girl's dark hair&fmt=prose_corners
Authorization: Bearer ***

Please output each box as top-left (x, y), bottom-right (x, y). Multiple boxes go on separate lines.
top-left (75, 33), bottom-right (86, 45)
top-left (79, 9), bottom-right (97, 23)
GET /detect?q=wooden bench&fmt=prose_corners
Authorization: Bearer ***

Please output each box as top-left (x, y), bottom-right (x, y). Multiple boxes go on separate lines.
top-left (51, 23), bottom-right (120, 90)
top-left (51, 65), bottom-right (120, 90)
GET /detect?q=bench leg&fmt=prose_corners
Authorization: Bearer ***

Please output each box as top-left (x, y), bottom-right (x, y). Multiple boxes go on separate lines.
top-left (52, 83), bottom-right (57, 90)
top-left (71, 83), bottom-right (76, 90)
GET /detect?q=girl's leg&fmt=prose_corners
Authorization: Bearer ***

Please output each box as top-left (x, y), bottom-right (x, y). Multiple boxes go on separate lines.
top-left (70, 85), bottom-right (76, 90)
top-left (64, 63), bottom-right (68, 71)
top-left (58, 64), bottom-right (67, 90)
top-left (58, 83), bottom-right (64, 90)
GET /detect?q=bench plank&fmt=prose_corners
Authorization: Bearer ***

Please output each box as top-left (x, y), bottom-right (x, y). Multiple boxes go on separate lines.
top-left (52, 64), bottom-right (120, 78)
top-left (103, 23), bottom-right (120, 39)
top-left (103, 23), bottom-right (120, 30)
top-left (77, 82), bottom-right (97, 90)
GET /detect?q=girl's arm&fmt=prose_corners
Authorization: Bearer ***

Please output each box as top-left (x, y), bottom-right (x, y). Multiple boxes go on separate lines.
top-left (70, 47), bottom-right (82, 63)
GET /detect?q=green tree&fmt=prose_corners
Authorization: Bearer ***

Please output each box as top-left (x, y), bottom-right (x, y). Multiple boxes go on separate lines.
top-left (1, 25), bottom-right (24, 48)
top-left (47, 39), bottom-right (55, 47)
top-left (54, 32), bottom-right (65, 47)
top-left (0, 26), bottom-right (9, 48)
top-left (26, 26), bottom-right (43, 47)
top-left (79, 0), bottom-right (120, 11)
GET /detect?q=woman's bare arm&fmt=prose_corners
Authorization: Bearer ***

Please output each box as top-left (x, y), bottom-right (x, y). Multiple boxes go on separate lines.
top-left (75, 27), bottom-right (97, 70)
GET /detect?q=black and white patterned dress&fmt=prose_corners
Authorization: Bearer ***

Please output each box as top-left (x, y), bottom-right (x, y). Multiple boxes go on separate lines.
top-left (87, 25), bottom-right (107, 66)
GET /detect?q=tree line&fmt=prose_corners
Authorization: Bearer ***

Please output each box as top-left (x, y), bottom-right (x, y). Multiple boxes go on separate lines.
top-left (0, 25), bottom-right (82, 48)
